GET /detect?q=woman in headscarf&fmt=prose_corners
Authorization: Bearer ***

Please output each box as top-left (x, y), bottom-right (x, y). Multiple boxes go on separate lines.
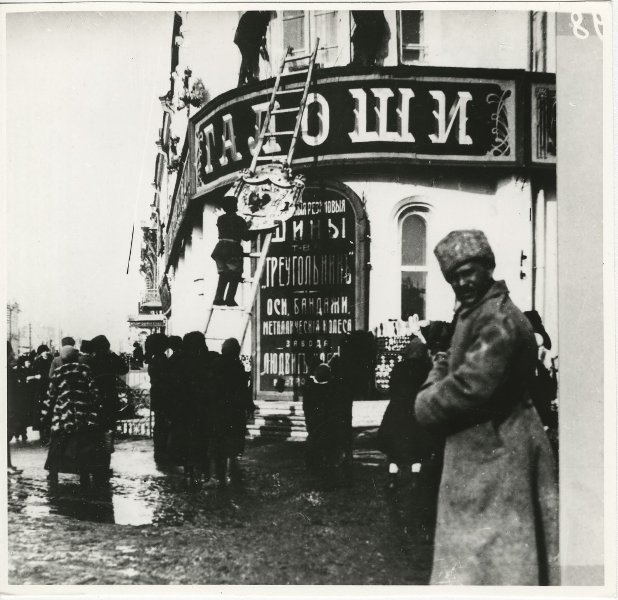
top-left (42, 346), bottom-right (108, 487)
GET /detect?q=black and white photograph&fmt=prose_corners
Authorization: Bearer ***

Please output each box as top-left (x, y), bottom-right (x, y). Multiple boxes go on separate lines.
top-left (2, 2), bottom-right (614, 592)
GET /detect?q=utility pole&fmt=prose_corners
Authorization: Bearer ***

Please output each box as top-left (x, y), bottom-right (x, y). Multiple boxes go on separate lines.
top-left (6, 302), bottom-right (20, 348)
top-left (28, 323), bottom-right (32, 351)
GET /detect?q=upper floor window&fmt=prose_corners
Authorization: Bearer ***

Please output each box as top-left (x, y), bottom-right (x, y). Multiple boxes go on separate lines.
top-left (398, 11), bottom-right (424, 63)
top-left (281, 10), bottom-right (348, 69)
top-left (400, 210), bottom-right (428, 320)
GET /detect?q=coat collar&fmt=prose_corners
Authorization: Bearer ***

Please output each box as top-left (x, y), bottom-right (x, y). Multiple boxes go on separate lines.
top-left (455, 279), bottom-right (510, 319)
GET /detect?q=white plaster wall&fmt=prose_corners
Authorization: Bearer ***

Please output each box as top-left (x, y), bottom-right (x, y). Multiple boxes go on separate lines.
top-left (423, 10), bottom-right (529, 69)
top-left (533, 185), bottom-right (558, 356)
top-left (345, 176), bottom-right (533, 329)
top-left (203, 202), bottom-right (220, 308)
top-left (168, 249), bottom-right (186, 335)
top-left (172, 175), bottom-right (534, 336)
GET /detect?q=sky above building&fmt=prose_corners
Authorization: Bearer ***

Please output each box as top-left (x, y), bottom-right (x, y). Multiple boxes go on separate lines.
top-left (6, 11), bottom-right (172, 351)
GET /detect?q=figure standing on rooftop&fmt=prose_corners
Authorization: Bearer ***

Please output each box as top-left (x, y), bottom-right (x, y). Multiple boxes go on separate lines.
top-left (234, 11), bottom-right (273, 86)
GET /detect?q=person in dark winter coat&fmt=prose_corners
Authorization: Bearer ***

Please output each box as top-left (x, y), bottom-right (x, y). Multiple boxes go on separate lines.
top-left (32, 345), bottom-right (53, 442)
top-left (211, 196), bottom-right (252, 306)
top-left (42, 346), bottom-right (109, 487)
top-left (87, 334), bottom-right (129, 477)
top-left (524, 310), bottom-right (558, 458)
top-left (378, 337), bottom-right (433, 485)
top-left (325, 355), bottom-right (353, 470)
top-left (179, 332), bottom-right (220, 483)
top-left (302, 361), bottom-right (334, 473)
top-left (132, 342), bottom-right (145, 369)
top-left (207, 338), bottom-right (254, 485)
top-left (7, 342), bottom-right (23, 473)
top-left (351, 11), bottom-right (390, 67)
top-left (415, 230), bottom-right (559, 585)
top-left (165, 335), bottom-right (186, 466)
top-left (12, 355), bottom-right (34, 441)
top-left (145, 333), bottom-right (170, 464)
top-left (330, 330), bottom-right (378, 468)
top-left (87, 335), bottom-right (129, 430)
top-left (234, 11), bottom-right (273, 86)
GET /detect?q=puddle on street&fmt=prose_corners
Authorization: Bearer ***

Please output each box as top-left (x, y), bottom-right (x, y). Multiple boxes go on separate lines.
top-left (9, 472), bottom-right (255, 527)
top-left (9, 439), bottom-right (384, 530)
top-left (112, 496), bottom-right (154, 526)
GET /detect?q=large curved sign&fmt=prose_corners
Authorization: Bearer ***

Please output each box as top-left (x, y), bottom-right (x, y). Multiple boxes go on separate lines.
top-left (194, 69), bottom-right (522, 194)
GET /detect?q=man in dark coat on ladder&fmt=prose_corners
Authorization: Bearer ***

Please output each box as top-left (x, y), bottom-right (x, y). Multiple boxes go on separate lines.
top-left (211, 196), bottom-right (251, 307)
top-left (415, 230), bottom-right (559, 585)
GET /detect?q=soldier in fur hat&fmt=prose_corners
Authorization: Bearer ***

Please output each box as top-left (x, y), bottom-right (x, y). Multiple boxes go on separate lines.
top-left (415, 230), bottom-right (559, 585)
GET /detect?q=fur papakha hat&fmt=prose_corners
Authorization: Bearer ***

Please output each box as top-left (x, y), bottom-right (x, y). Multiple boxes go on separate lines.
top-left (434, 230), bottom-right (495, 277)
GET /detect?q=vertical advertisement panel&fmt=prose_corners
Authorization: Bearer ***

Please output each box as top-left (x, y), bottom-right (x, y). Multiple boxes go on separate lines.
top-left (259, 189), bottom-right (356, 393)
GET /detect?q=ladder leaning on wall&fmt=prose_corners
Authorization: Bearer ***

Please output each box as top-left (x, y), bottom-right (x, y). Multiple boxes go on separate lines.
top-left (204, 39), bottom-right (320, 350)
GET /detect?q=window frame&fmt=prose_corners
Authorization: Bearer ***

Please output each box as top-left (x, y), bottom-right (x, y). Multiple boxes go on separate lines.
top-left (281, 10), bottom-right (310, 59)
top-left (398, 206), bottom-right (430, 320)
top-left (277, 10), bottom-right (351, 71)
top-left (397, 10), bottom-right (426, 65)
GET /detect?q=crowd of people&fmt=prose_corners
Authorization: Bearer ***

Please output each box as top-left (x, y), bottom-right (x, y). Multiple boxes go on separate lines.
top-left (6, 228), bottom-right (561, 586)
top-left (144, 331), bottom-right (255, 487)
top-left (7, 335), bottom-right (129, 484)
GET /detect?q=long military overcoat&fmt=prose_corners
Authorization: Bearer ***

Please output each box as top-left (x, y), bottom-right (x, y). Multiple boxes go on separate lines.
top-left (415, 280), bottom-right (559, 585)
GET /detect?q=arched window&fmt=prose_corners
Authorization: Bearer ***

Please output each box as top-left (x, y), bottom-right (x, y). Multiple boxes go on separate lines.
top-left (400, 210), bottom-right (428, 320)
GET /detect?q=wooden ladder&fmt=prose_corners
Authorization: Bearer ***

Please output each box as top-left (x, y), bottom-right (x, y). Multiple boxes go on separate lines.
top-left (204, 40), bottom-right (320, 350)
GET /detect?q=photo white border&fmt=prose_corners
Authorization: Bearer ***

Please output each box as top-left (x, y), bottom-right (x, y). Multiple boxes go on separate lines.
top-left (0, 1), bottom-right (614, 598)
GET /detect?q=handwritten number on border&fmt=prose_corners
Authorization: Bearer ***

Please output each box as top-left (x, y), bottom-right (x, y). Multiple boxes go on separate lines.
top-left (571, 13), bottom-right (603, 40)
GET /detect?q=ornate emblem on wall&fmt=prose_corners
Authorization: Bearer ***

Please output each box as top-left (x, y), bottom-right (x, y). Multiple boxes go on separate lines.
top-left (227, 163), bottom-right (306, 231)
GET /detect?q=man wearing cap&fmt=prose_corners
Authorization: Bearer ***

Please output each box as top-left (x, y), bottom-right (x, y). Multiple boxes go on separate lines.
top-left (415, 230), bottom-right (559, 585)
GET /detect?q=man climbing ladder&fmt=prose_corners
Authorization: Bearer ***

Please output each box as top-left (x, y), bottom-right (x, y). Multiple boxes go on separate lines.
top-left (211, 196), bottom-right (252, 307)
top-left (205, 39), bottom-right (320, 349)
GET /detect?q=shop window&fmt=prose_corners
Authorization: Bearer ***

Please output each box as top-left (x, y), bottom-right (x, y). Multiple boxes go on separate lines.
top-left (398, 11), bottom-right (425, 63)
top-left (282, 10), bottom-right (344, 68)
top-left (400, 211), bottom-right (427, 320)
